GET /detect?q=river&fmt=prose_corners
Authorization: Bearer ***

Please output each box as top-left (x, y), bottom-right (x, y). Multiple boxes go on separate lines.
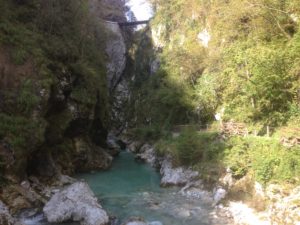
top-left (21, 151), bottom-right (231, 225)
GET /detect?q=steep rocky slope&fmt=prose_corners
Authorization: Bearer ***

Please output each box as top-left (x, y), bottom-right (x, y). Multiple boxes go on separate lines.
top-left (0, 0), bottom-right (128, 213)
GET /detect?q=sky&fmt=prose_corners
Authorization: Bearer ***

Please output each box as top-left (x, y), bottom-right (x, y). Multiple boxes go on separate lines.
top-left (126, 0), bottom-right (153, 21)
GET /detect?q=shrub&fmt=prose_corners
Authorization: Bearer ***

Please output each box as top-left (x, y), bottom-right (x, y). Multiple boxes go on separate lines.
top-left (225, 137), bottom-right (300, 185)
top-left (132, 125), bottom-right (165, 141)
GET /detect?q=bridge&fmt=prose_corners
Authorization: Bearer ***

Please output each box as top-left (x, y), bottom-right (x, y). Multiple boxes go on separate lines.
top-left (103, 20), bottom-right (149, 27)
top-left (118, 20), bottom-right (149, 27)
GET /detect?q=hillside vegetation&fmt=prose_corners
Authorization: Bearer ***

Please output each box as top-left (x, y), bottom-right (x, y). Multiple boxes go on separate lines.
top-left (128, 0), bottom-right (300, 186)
top-left (132, 0), bottom-right (300, 129)
top-left (0, 0), bottom-right (117, 182)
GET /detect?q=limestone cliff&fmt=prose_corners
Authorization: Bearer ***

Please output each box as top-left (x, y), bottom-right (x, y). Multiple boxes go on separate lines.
top-left (0, 0), bottom-right (127, 212)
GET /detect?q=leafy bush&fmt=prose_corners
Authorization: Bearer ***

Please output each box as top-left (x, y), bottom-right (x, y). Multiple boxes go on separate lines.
top-left (0, 113), bottom-right (46, 150)
top-left (132, 125), bottom-right (165, 142)
top-left (155, 128), bottom-right (223, 166)
top-left (225, 137), bottom-right (300, 185)
top-left (173, 128), bottom-right (203, 166)
top-left (224, 137), bottom-right (251, 178)
top-left (156, 130), bottom-right (300, 186)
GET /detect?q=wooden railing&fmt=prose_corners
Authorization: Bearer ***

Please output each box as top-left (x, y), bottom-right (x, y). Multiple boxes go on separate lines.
top-left (103, 19), bottom-right (149, 27)
top-left (172, 123), bottom-right (300, 147)
top-left (279, 127), bottom-right (300, 147)
top-left (221, 122), bottom-right (249, 137)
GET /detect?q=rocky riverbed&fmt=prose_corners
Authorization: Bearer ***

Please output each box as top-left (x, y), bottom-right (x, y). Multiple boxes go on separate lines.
top-left (1, 137), bottom-right (299, 225)
top-left (130, 139), bottom-right (300, 225)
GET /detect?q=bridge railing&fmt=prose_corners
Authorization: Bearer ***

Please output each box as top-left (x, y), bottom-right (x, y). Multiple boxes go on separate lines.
top-left (102, 19), bottom-right (149, 27)
top-left (172, 123), bottom-right (300, 147)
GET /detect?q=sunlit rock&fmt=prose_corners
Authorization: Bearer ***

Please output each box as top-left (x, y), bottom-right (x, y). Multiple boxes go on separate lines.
top-left (213, 187), bottom-right (227, 204)
top-left (0, 201), bottom-right (24, 225)
top-left (160, 156), bottom-right (199, 186)
top-left (136, 144), bottom-right (157, 167)
top-left (148, 222), bottom-right (163, 225)
top-left (123, 217), bottom-right (147, 225)
top-left (267, 185), bottom-right (300, 225)
top-left (151, 24), bottom-right (166, 48)
top-left (197, 29), bottom-right (211, 48)
top-left (43, 182), bottom-right (109, 225)
top-left (226, 202), bottom-right (269, 225)
top-left (291, 14), bottom-right (299, 23)
top-left (150, 58), bottom-right (161, 75)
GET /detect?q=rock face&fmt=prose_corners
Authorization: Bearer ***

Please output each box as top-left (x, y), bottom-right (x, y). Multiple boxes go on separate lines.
top-left (160, 156), bottom-right (199, 187)
top-left (105, 22), bottom-right (127, 92)
top-left (43, 182), bottom-right (109, 225)
top-left (110, 79), bottom-right (131, 130)
top-left (0, 201), bottom-right (23, 225)
top-left (72, 137), bottom-right (113, 172)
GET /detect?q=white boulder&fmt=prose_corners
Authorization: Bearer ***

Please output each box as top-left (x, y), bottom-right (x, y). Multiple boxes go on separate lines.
top-left (160, 157), bottom-right (198, 186)
top-left (0, 201), bottom-right (24, 225)
top-left (43, 182), bottom-right (109, 225)
top-left (136, 144), bottom-right (157, 167)
top-left (213, 187), bottom-right (227, 204)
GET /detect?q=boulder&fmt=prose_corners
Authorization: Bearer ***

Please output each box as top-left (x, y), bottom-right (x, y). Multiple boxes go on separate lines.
top-left (1, 183), bottom-right (45, 213)
top-left (213, 187), bottom-right (227, 204)
top-left (43, 182), bottom-right (109, 225)
top-left (148, 222), bottom-right (163, 225)
top-left (136, 144), bottom-right (157, 167)
top-left (122, 217), bottom-right (147, 225)
top-left (267, 185), bottom-right (300, 225)
top-left (0, 201), bottom-right (24, 225)
top-left (128, 141), bottom-right (143, 153)
top-left (125, 222), bottom-right (147, 225)
top-left (180, 181), bottom-right (214, 204)
top-left (160, 157), bottom-right (198, 187)
top-left (106, 132), bottom-right (122, 156)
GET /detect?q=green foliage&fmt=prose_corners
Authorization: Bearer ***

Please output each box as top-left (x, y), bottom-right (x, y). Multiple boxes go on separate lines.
top-left (17, 79), bottom-right (41, 115)
top-left (0, 113), bottom-right (46, 150)
top-left (225, 137), bottom-right (300, 185)
top-left (132, 125), bottom-right (165, 142)
top-left (144, 0), bottom-right (300, 129)
top-left (156, 128), bottom-right (223, 166)
top-left (224, 137), bottom-right (251, 178)
top-left (172, 128), bottom-right (203, 166)
top-left (0, 0), bottom-right (111, 179)
top-left (156, 129), bottom-right (300, 185)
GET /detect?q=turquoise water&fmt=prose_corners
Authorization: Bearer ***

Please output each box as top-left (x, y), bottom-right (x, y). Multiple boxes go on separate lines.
top-left (76, 152), bottom-right (230, 225)
top-left (22, 151), bottom-right (231, 225)
top-left (77, 151), bottom-right (164, 222)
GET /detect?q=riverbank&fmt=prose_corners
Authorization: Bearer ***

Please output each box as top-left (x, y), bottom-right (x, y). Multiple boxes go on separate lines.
top-left (2, 132), bottom-right (299, 225)
top-left (125, 132), bottom-right (300, 225)
top-left (4, 150), bottom-right (232, 225)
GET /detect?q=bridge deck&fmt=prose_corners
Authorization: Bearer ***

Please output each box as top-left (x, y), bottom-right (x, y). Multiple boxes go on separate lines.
top-left (118, 20), bottom-right (149, 27)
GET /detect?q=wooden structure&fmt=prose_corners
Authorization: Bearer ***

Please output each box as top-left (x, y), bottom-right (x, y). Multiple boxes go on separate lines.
top-left (103, 20), bottom-right (149, 27)
top-left (279, 127), bottom-right (300, 147)
top-left (221, 122), bottom-right (248, 137)
top-left (172, 123), bottom-right (300, 147)
top-left (118, 20), bottom-right (149, 27)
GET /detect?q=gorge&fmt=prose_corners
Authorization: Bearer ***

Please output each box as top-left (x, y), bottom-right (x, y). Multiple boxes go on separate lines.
top-left (0, 0), bottom-right (300, 225)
